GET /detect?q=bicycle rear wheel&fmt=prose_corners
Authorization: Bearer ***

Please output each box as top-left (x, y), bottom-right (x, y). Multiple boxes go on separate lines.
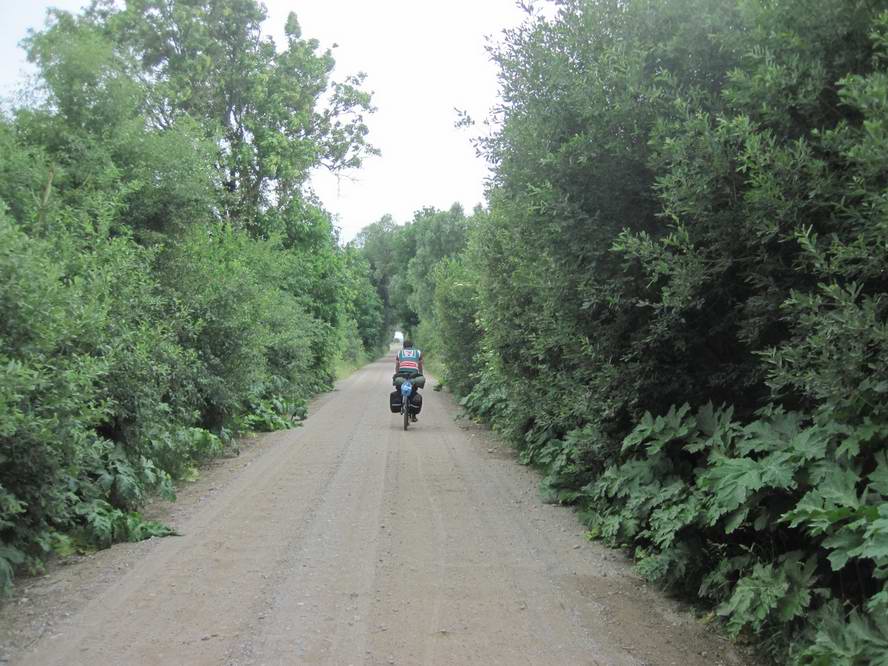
top-left (403, 405), bottom-right (409, 430)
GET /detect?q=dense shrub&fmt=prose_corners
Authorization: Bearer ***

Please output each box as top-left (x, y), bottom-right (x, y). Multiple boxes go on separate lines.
top-left (0, 0), bottom-right (384, 592)
top-left (389, 1), bottom-right (888, 661)
top-left (430, 256), bottom-right (482, 396)
top-left (1, 211), bottom-right (107, 589)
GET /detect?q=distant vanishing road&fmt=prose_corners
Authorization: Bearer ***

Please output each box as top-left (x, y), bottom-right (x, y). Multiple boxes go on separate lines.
top-left (18, 356), bottom-right (748, 666)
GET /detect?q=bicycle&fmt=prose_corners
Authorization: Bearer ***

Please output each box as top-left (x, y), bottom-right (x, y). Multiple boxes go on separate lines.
top-left (400, 378), bottom-right (414, 430)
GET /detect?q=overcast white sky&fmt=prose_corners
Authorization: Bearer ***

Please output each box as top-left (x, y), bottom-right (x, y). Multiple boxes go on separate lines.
top-left (0, 0), bottom-right (526, 240)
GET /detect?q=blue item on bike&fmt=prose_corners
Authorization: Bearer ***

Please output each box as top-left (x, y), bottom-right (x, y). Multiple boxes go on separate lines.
top-left (401, 380), bottom-right (413, 397)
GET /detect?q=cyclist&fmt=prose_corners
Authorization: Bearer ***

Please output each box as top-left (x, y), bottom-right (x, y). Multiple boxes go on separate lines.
top-left (394, 339), bottom-right (423, 421)
top-left (395, 339), bottom-right (423, 377)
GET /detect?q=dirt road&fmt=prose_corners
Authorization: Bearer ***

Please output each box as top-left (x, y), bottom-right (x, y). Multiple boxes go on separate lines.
top-left (11, 357), bottom-right (748, 665)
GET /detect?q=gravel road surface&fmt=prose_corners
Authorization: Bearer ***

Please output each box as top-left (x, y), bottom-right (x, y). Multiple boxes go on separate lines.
top-left (10, 356), bottom-right (749, 665)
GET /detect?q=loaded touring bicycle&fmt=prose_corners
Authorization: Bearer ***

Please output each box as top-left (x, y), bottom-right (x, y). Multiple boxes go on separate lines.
top-left (390, 374), bottom-right (424, 430)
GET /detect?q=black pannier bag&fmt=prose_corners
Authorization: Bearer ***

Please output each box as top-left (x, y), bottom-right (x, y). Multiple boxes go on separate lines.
top-left (389, 390), bottom-right (402, 413)
top-left (411, 392), bottom-right (423, 414)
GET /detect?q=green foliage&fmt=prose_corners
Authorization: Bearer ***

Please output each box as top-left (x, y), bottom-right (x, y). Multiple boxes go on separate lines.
top-left (397, 1), bottom-right (888, 661)
top-left (430, 255), bottom-right (482, 395)
top-left (0, 0), bottom-right (381, 592)
top-left (238, 393), bottom-right (306, 433)
top-left (340, 246), bottom-right (385, 351)
top-left (73, 500), bottom-right (178, 550)
top-left (793, 601), bottom-right (888, 666)
top-left (0, 546), bottom-right (26, 595)
top-left (82, 0), bottom-right (376, 226)
top-left (353, 204), bottom-right (473, 360)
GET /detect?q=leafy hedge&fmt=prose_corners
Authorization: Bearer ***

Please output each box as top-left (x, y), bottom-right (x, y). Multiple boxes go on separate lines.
top-left (395, 1), bottom-right (888, 662)
top-left (0, 1), bottom-right (385, 593)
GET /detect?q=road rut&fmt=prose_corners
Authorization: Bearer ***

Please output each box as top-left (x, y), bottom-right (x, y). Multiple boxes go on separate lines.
top-left (15, 357), bottom-right (748, 665)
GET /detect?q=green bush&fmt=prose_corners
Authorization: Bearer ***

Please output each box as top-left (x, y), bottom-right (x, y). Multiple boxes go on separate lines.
top-left (584, 402), bottom-right (888, 661)
top-left (0, 210), bottom-right (108, 590)
top-left (0, 0), bottom-right (382, 592)
top-left (427, 255), bottom-right (481, 394)
top-left (418, 1), bottom-right (888, 660)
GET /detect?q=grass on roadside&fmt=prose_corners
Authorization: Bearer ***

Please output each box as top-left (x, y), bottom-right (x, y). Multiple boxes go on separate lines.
top-left (335, 350), bottom-right (379, 380)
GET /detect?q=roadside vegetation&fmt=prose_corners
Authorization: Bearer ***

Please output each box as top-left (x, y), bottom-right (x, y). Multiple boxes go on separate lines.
top-left (353, 204), bottom-right (474, 376)
top-left (356, 1), bottom-right (888, 662)
top-left (5, 0), bottom-right (888, 660)
top-left (1, 1), bottom-right (387, 592)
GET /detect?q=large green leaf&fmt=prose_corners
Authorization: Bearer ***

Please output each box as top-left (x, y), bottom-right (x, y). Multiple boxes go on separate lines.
top-left (869, 451), bottom-right (888, 497)
top-left (718, 562), bottom-right (788, 637)
top-left (700, 455), bottom-right (762, 522)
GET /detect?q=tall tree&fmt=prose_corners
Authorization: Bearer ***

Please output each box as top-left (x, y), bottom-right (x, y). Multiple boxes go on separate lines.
top-left (83, 0), bottom-right (377, 231)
